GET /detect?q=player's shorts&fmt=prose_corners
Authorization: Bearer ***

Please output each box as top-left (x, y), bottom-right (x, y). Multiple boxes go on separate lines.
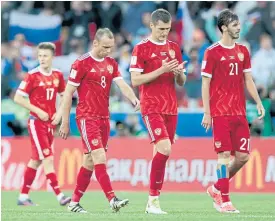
top-left (76, 117), bottom-right (110, 153)
top-left (212, 115), bottom-right (251, 154)
top-left (142, 114), bottom-right (177, 145)
top-left (27, 116), bottom-right (54, 160)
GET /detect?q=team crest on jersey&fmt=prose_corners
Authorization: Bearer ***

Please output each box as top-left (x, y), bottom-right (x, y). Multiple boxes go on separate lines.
top-left (92, 139), bottom-right (99, 146)
top-left (53, 79), bottom-right (59, 87)
top-left (238, 53), bottom-right (244, 61)
top-left (107, 65), bottom-right (113, 74)
top-left (43, 148), bottom-right (50, 156)
top-left (169, 49), bottom-right (175, 59)
top-left (215, 141), bottom-right (221, 148)
top-left (154, 128), bottom-right (162, 136)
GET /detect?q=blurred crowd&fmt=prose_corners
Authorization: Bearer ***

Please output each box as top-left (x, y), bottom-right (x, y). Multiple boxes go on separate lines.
top-left (1, 1), bottom-right (275, 136)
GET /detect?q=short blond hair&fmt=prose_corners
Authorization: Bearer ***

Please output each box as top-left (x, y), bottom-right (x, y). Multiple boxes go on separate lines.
top-left (37, 42), bottom-right (56, 54)
top-left (94, 28), bottom-right (114, 41)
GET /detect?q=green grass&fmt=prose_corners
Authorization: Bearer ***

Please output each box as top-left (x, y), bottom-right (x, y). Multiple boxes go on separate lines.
top-left (2, 191), bottom-right (275, 221)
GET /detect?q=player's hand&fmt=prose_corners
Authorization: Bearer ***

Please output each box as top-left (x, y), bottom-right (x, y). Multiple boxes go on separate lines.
top-left (59, 121), bottom-right (70, 139)
top-left (201, 113), bottom-right (212, 132)
top-left (51, 112), bottom-right (62, 125)
top-left (173, 61), bottom-right (188, 76)
top-left (132, 97), bottom-right (140, 112)
top-left (161, 57), bottom-right (179, 73)
top-left (37, 109), bottom-right (49, 121)
top-left (256, 103), bottom-right (265, 120)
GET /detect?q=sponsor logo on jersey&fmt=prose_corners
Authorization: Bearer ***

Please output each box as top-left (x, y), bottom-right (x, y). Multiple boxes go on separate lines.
top-left (238, 53), bottom-right (244, 61)
top-left (229, 56), bottom-right (235, 60)
top-left (151, 53), bottom-right (157, 58)
top-left (92, 139), bottom-right (99, 146)
top-left (46, 81), bottom-right (52, 86)
top-left (160, 52), bottom-right (166, 56)
top-left (154, 128), bottom-right (162, 136)
top-left (90, 68), bottom-right (96, 72)
top-left (70, 69), bottom-right (77, 79)
top-left (202, 61), bottom-right (206, 69)
top-left (53, 79), bottom-right (59, 87)
top-left (39, 82), bottom-right (45, 86)
top-left (215, 141), bottom-right (221, 148)
top-left (131, 56), bottom-right (137, 65)
top-left (107, 65), bottom-right (113, 74)
top-left (220, 56), bottom-right (226, 61)
top-left (169, 49), bottom-right (175, 59)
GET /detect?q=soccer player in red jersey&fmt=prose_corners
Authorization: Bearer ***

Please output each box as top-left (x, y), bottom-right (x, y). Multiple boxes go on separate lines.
top-left (14, 42), bottom-right (71, 206)
top-left (129, 9), bottom-right (187, 214)
top-left (53, 28), bottom-right (139, 213)
top-left (201, 10), bottom-right (265, 213)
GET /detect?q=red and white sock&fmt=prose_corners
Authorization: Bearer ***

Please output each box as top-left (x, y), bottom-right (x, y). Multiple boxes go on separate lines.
top-left (72, 167), bottom-right (93, 203)
top-left (94, 164), bottom-right (115, 201)
top-left (46, 173), bottom-right (62, 199)
top-left (149, 152), bottom-right (169, 196)
top-left (20, 167), bottom-right (37, 200)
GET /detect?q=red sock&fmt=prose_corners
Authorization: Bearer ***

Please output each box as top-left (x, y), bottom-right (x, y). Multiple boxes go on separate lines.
top-left (94, 164), bottom-right (115, 201)
top-left (218, 178), bottom-right (230, 203)
top-left (72, 167), bottom-right (93, 202)
top-left (149, 152), bottom-right (169, 196)
top-left (21, 167), bottom-right (37, 194)
top-left (46, 173), bottom-right (61, 196)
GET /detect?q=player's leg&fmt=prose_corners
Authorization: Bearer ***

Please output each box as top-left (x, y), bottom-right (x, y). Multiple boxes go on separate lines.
top-left (68, 119), bottom-right (95, 213)
top-left (209, 116), bottom-right (239, 213)
top-left (143, 114), bottom-right (170, 214)
top-left (68, 152), bottom-right (94, 213)
top-left (18, 158), bottom-right (41, 206)
top-left (95, 118), bottom-right (129, 212)
top-left (228, 116), bottom-right (251, 179)
top-left (34, 122), bottom-right (70, 205)
top-left (18, 119), bottom-right (42, 206)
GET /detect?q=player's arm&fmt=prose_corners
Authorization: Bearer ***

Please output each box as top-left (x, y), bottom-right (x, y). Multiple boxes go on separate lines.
top-left (131, 58), bottom-right (179, 87)
top-left (14, 76), bottom-right (49, 121)
top-left (114, 79), bottom-right (140, 111)
top-left (201, 49), bottom-right (214, 132)
top-left (242, 46), bottom-right (265, 119)
top-left (174, 61), bottom-right (187, 86)
top-left (14, 93), bottom-right (49, 121)
top-left (201, 76), bottom-right (211, 114)
top-left (244, 72), bottom-right (265, 119)
top-left (52, 84), bottom-right (77, 139)
top-left (174, 45), bottom-right (187, 86)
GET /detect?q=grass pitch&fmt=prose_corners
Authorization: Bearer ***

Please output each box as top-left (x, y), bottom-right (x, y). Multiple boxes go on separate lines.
top-left (2, 191), bottom-right (275, 221)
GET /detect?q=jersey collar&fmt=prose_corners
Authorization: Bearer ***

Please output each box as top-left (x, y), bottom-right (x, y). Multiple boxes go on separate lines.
top-left (89, 52), bottom-right (104, 62)
top-left (148, 38), bottom-right (166, 45)
top-left (218, 41), bottom-right (236, 49)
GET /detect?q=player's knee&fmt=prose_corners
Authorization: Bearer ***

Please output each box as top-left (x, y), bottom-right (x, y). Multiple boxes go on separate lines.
top-left (42, 156), bottom-right (54, 173)
top-left (218, 151), bottom-right (231, 160)
top-left (156, 139), bottom-right (171, 156)
top-left (28, 159), bottom-right (42, 169)
top-left (83, 153), bottom-right (94, 170)
top-left (91, 148), bottom-right (106, 165)
top-left (237, 153), bottom-right (250, 165)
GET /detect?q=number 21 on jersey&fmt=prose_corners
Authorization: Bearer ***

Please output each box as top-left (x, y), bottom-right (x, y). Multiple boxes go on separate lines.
top-left (229, 63), bottom-right (238, 75)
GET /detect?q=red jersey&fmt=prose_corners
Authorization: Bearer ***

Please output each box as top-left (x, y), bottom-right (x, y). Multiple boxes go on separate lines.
top-left (17, 67), bottom-right (66, 120)
top-left (68, 52), bottom-right (122, 119)
top-left (129, 38), bottom-right (183, 115)
top-left (201, 42), bottom-right (252, 117)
